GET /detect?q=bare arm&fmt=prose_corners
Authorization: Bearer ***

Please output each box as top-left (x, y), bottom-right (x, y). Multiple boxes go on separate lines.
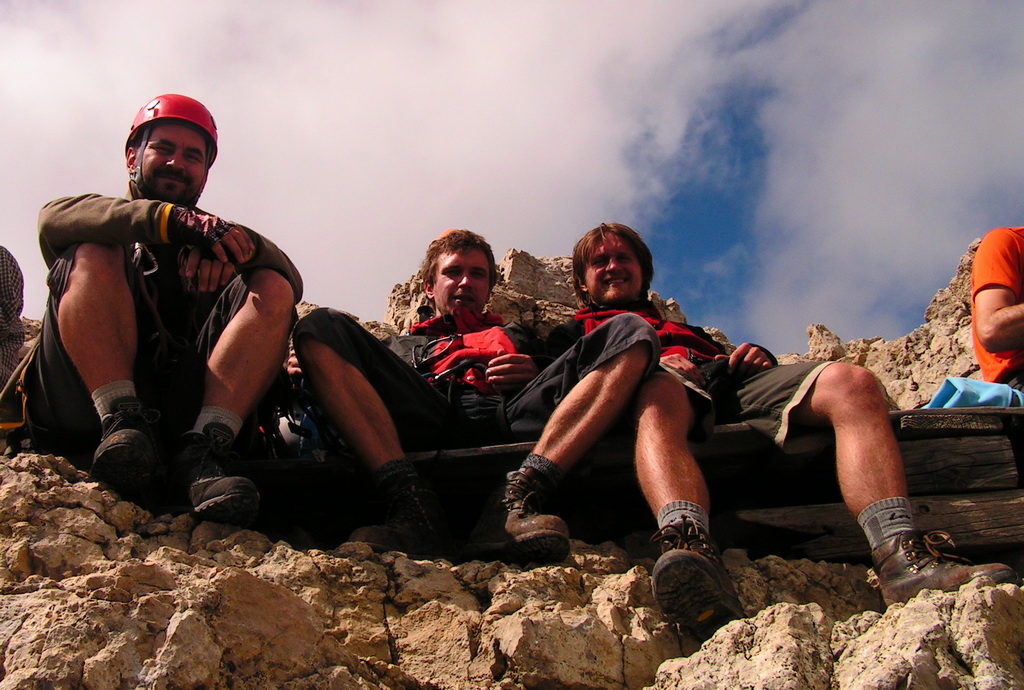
top-left (974, 286), bottom-right (1024, 353)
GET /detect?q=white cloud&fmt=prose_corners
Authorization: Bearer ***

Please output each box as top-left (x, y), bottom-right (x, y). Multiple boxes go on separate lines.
top-left (1, 0), bottom-right (758, 322)
top-left (732, 2), bottom-right (1024, 350)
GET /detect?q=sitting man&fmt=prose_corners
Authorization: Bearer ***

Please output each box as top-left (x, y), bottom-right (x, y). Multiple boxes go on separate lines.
top-left (971, 225), bottom-right (1024, 388)
top-left (0, 245), bottom-right (24, 386)
top-left (24, 94), bottom-right (302, 526)
top-left (550, 222), bottom-right (1019, 640)
top-left (294, 229), bottom-right (660, 561)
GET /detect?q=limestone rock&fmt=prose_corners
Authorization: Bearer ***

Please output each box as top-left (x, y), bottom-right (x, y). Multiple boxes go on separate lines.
top-left (806, 324), bottom-right (847, 361)
top-left (648, 580), bottom-right (1024, 690)
top-left (831, 581), bottom-right (1024, 689)
top-left (13, 453), bottom-right (1017, 688)
top-left (649, 602), bottom-right (835, 690)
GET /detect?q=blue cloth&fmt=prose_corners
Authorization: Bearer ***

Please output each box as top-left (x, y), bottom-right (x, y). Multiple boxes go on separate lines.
top-left (923, 377), bottom-right (1024, 409)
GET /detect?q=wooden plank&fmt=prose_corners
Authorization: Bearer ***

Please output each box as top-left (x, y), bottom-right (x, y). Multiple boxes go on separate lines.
top-left (901, 436), bottom-right (1018, 495)
top-left (896, 412), bottom-right (1004, 439)
top-left (720, 489), bottom-right (1024, 562)
top-left (236, 426), bottom-right (1017, 494)
top-left (890, 407), bottom-right (1024, 440)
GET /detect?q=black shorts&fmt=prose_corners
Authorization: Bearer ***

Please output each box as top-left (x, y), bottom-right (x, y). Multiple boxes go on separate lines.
top-left (25, 244), bottom-right (255, 457)
top-left (294, 310), bottom-right (661, 450)
top-left (503, 312), bottom-right (660, 441)
top-left (293, 308), bottom-right (451, 450)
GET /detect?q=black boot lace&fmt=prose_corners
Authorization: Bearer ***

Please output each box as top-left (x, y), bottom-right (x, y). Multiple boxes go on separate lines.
top-left (502, 471), bottom-right (545, 516)
top-left (650, 518), bottom-right (718, 561)
top-left (103, 405), bottom-right (160, 437)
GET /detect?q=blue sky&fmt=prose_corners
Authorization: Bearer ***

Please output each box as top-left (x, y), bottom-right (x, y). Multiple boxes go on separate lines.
top-left (3, 1), bottom-right (1024, 354)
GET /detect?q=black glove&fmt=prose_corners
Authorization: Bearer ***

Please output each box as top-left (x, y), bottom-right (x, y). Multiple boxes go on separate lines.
top-left (167, 206), bottom-right (235, 250)
top-left (698, 358), bottom-right (735, 399)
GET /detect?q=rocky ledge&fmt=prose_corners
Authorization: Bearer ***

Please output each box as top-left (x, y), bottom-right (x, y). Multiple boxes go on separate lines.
top-left (1, 240), bottom-right (1021, 688)
top-left (3, 453), bottom-right (1022, 689)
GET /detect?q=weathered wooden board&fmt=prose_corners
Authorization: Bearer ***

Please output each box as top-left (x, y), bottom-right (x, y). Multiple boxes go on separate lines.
top-left (720, 489), bottom-right (1024, 561)
top-left (234, 409), bottom-right (1022, 497)
top-left (891, 407), bottom-right (1024, 440)
top-left (901, 435), bottom-right (1018, 494)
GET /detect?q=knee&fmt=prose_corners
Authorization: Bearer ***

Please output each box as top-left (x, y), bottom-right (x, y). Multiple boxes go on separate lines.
top-left (68, 244), bottom-right (128, 287)
top-left (247, 269), bottom-right (296, 320)
top-left (294, 308), bottom-right (359, 361)
top-left (294, 331), bottom-right (340, 373)
top-left (816, 363), bottom-right (890, 411)
top-left (637, 371), bottom-right (687, 405)
top-left (635, 371), bottom-right (696, 421)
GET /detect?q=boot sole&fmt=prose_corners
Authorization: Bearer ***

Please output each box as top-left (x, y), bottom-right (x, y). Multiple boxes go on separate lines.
top-left (193, 489), bottom-right (260, 527)
top-left (653, 550), bottom-right (743, 640)
top-left (461, 531), bottom-right (570, 565)
top-left (510, 531), bottom-right (570, 565)
top-left (91, 431), bottom-right (158, 498)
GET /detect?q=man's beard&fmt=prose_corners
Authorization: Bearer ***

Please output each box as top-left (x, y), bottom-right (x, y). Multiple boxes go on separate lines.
top-left (145, 170), bottom-right (200, 204)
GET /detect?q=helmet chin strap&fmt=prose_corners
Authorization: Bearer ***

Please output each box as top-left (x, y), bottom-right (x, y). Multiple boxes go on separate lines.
top-left (128, 128), bottom-right (151, 200)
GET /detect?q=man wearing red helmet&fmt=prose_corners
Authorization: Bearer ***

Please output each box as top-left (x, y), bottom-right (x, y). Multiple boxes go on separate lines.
top-left (23, 94), bottom-right (303, 527)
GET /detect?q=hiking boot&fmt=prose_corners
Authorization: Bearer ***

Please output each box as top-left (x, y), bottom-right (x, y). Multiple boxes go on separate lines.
top-left (91, 399), bottom-right (160, 499)
top-left (348, 475), bottom-right (456, 559)
top-left (869, 530), bottom-right (1020, 606)
top-left (462, 468), bottom-right (570, 565)
top-left (651, 519), bottom-right (745, 640)
top-left (171, 430), bottom-right (260, 527)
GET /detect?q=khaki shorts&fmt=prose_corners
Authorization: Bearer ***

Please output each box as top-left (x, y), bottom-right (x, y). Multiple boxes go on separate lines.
top-left (665, 360), bottom-right (832, 450)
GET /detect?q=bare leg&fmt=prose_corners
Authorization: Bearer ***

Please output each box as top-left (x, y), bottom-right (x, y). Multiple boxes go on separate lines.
top-left (294, 334), bottom-right (404, 471)
top-left (793, 365), bottom-right (1021, 604)
top-left (202, 269), bottom-right (294, 420)
top-left (789, 363), bottom-right (907, 516)
top-left (466, 339), bottom-right (654, 564)
top-left (530, 340), bottom-right (652, 471)
top-left (294, 329), bottom-right (454, 556)
top-left (636, 373), bottom-right (744, 640)
top-left (58, 244), bottom-right (135, 391)
top-left (633, 371), bottom-right (710, 513)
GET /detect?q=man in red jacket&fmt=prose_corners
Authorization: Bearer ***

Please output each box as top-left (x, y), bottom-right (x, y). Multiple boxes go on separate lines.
top-left (24, 95), bottom-right (302, 527)
top-left (554, 222), bottom-right (1018, 640)
top-left (294, 229), bottom-right (661, 561)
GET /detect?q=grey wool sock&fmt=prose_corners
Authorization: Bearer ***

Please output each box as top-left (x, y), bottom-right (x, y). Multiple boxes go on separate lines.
top-left (521, 453), bottom-right (564, 490)
top-left (657, 500), bottom-right (711, 535)
top-left (856, 497), bottom-right (916, 550)
top-left (193, 406), bottom-right (242, 441)
top-left (92, 381), bottom-right (138, 419)
top-left (372, 458), bottom-right (418, 488)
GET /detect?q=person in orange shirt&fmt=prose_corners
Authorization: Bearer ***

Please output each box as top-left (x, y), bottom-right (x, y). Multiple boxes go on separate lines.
top-left (972, 226), bottom-right (1024, 387)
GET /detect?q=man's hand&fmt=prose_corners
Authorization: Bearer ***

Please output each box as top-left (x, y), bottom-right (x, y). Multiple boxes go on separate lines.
top-left (285, 351), bottom-right (302, 378)
top-left (728, 343), bottom-right (774, 379)
top-left (178, 247), bottom-right (236, 292)
top-left (169, 206), bottom-right (255, 265)
top-left (660, 352), bottom-right (706, 386)
top-left (486, 350), bottom-right (540, 391)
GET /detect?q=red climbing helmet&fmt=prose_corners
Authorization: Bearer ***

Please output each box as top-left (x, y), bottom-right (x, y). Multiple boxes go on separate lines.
top-left (126, 94), bottom-right (218, 165)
